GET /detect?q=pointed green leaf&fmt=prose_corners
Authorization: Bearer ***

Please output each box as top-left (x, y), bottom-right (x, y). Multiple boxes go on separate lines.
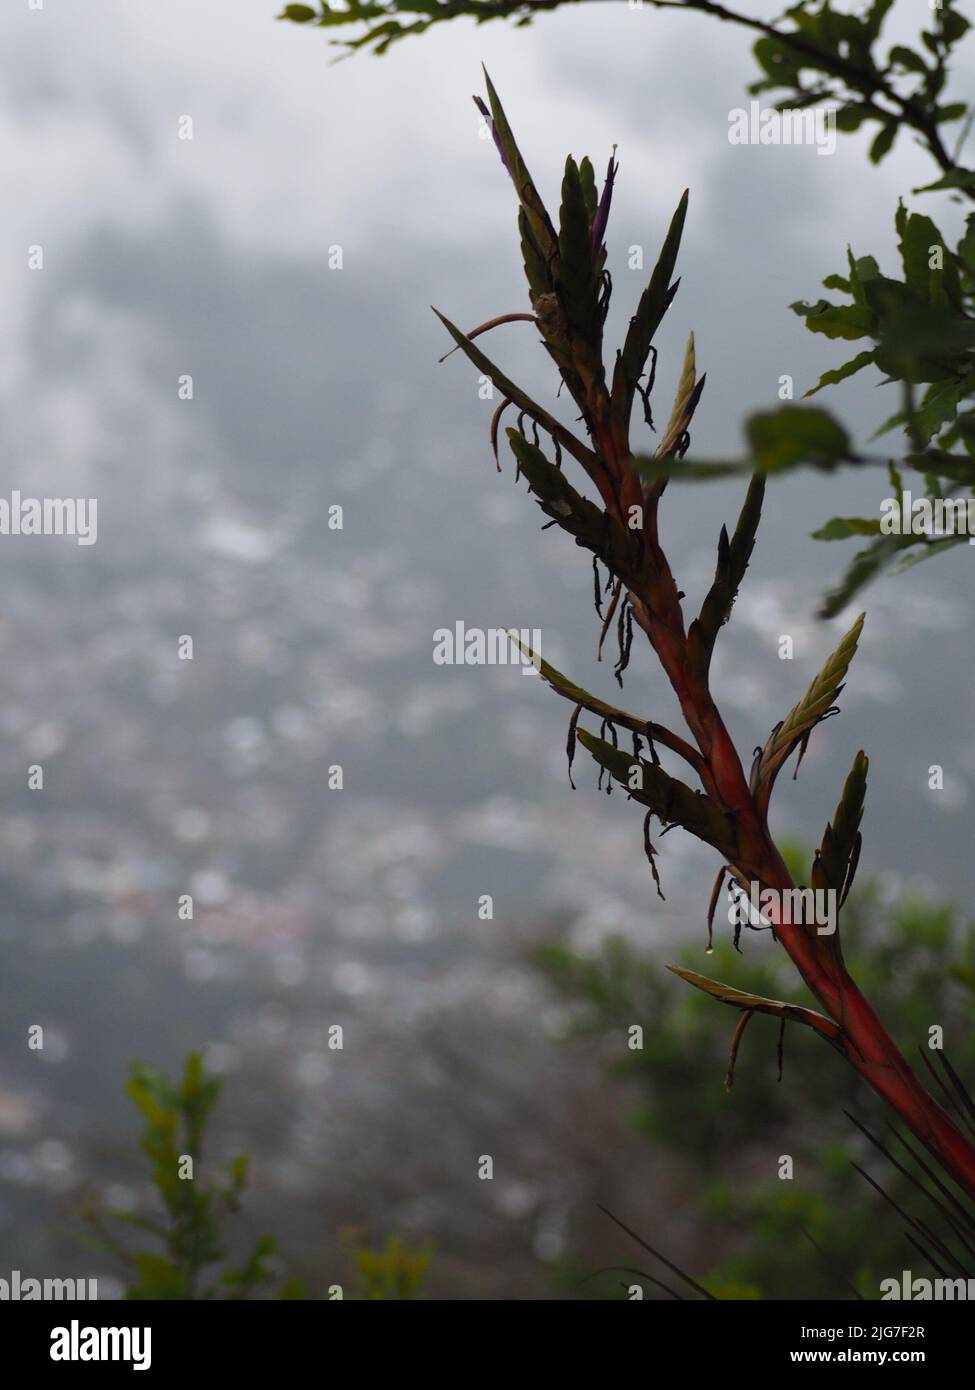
top-left (666, 965), bottom-right (842, 1040)
top-left (481, 70), bottom-right (558, 264)
top-left (895, 204), bottom-right (961, 308)
top-left (578, 156), bottom-right (598, 225)
top-left (804, 349), bottom-right (877, 397)
top-left (757, 613), bottom-right (865, 801)
top-left (576, 729), bottom-right (739, 858)
top-left (432, 309), bottom-right (596, 473)
top-left (869, 123), bottom-right (897, 164)
top-left (655, 332), bottom-right (705, 459)
top-left (505, 431), bottom-right (647, 581)
top-left (691, 472), bottom-right (765, 675)
top-left (818, 534), bottom-right (912, 617)
top-left (611, 190), bottom-right (689, 442)
top-left (506, 630), bottom-right (705, 774)
top-left (556, 155), bottom-right (602, 380)
top-left (811, 516), bottom-right (882, 541)
top-left (814, 750), bottom-right (868, 896)
top-left (913, 168), bottom-right (975, 195)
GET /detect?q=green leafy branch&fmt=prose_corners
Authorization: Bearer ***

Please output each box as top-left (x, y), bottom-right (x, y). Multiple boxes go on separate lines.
top-left (78, 1054), bottom-right (300, 1300)
top-left (282, 0), bottom-right (975, 614)
top-left (279, 0), bottom-right (973, 199)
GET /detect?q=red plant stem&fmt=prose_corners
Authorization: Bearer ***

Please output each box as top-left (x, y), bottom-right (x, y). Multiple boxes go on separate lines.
top-left (595, 420), bottom-right (764, 831)
top-left (666, 623), bottom-right (975, 1199)
top-left (592, 427), bottom-right (975, 1202)
top-left (758, 843), bottom-right (975, 1201)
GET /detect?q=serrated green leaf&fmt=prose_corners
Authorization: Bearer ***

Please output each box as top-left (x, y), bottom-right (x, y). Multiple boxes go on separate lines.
top-left (847, 252), bottom-right (881, 306)
top-left (895, 204), bottom-right (960, 308)
top-left (817, 533), bottom-right (916, 617)
top-left (804, 349), bottom-right (876, 397)
top-left (811, 516), bottom-right (882, 541)
top-left (791, 298), bottom-right (872, 340)
top-left (866, 278), bottom-right (975, 383)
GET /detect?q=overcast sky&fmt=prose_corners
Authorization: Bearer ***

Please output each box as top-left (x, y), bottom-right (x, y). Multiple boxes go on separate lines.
top-left (2, 0), bottom-right (973, 900)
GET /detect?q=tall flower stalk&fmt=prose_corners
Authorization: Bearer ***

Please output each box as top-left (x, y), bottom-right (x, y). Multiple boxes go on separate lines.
top-left (437, 74), bottom-right (975, 1201)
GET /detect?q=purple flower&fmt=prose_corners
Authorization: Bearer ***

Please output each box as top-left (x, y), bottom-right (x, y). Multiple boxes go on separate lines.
top-left (473, 95), bottom-right (513, 179)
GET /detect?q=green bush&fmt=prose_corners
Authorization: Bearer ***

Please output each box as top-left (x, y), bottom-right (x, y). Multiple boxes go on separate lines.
top-left (536, 866), bottom-right (975, 1299)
